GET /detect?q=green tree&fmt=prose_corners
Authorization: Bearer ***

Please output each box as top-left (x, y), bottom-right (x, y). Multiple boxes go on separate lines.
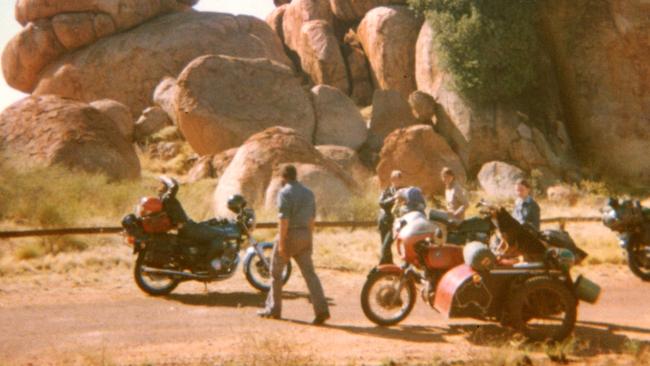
top-left (409, 0), bottom-right (542, 103)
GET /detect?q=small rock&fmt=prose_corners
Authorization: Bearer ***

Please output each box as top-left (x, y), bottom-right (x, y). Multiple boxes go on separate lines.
top-left (134, 106), bottom-right (173, 142)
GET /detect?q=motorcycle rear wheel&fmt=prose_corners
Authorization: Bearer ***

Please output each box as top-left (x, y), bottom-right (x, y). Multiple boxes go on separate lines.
top-left (508, 276), bottom-right (577, 342)
top-left (134, 252), bottom-right (180, 296)
top-left (361, 270), bottom-right (416, 326)
top-left (627, 242), bottom-right (650, 281)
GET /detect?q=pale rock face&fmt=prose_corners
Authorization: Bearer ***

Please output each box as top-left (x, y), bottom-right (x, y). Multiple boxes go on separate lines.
top-left (357, 6), bottom-right (422, 98)
top-left (377, 124), bottom-right (466, 196)
top-left (311, 85), bottom-right (368, 150)
top-left (316, 145), bottom-right (373, 183)
top-left (408, 90), bottom-right (436, 123)
top-left (367, 89), bottom-right (418, 150)
top-left (4, 0), bottom-right (198, 93)
top-left (266, 4), bottom-right (289, 42)
top-left (153, 77), bottom-right (178, 125)
top-left (134, 106), bottom-right (173, 142)
top-left (174, 55), bottom-right (315, 156)
top-left (213, 127), bottom-right (357, 217)
top-left (477, 161), bottom-right (525, 200)
top-left (282, 0), bottom-right (334, 54)
top-left (89, 99), bottom-right (134, 141)
top-left (31, 12), bottom-right (293, 116)
top-left (0, 95), bottom-right (140, 180)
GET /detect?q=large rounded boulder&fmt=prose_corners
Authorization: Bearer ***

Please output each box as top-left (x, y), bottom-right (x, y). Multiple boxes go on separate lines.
top-left (4, 0), bottom-right (196, 93)
top-left (357, 6), bottom-right (421, 98)
top-left (0, 95), bottom-right (140, 180)
top-left (31, 11), bottom-right (293, 116)
top-left (376, 124), bottom-right (465, 196)
top-left (329, 0), bottom-right (407, 22)
top-left (213, 127), bottom-right (357, 217)
top-left (175, 55), bottom-right (315, 156)
top-left (477, 161), bottom-right (525, 199)
top-left (311, 85), bottom-right (368, 149)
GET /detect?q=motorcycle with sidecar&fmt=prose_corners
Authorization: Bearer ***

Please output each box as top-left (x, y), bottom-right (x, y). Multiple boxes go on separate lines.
top-left (360, 202), bottom-right (600, 341)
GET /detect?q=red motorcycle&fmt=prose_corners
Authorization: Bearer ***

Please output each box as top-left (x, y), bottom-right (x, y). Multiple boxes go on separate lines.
top-left (360, 204), bottom-right (600, 341)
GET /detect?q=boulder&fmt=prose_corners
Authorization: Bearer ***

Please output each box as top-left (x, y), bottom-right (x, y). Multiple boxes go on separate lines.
top-left (32, 11), bottom-right (293, 116)
top-left (266, 4), bottom-right (288, 42)
top-left (299, 20), bottom-right (349, 92)
top-left (213, 127), bottom-right (356, 217)
top-left (367, 89), bottom-right (417, 150)
top-left (134, 106), bottom-right (173, 142)
top-left (316, 145), bottom-right (373, 183)
top-left (153, 77), bottom-right (178, 125)
top-left (282, 0), bottom-right (333, 54)
top-left (5, 0), bottom-right (196, 93)
top-left (342, 30), bottom-right (374, 106)
top-left (540, 1), bottom-right (650, 183)
top-left (329, 0), bottom-right (407, 22)
top-left (174, 55), bottom-right (315, 155)
top-left (311, 85), bottom-right (368, 149)
top-left (186, 148), bottom-right (238, 183)
top-left (357, 6), bottom-right (421, 98)
top-left (89, 99), bottom-right (134, 141)
top-left (376, 124), bottom-right (465, 196)
top-left (0, 95), bottom-right (140, 180)
top-left (477, 161), bottom-right (525, 199)
top-left (408, 90), bottom-right (436, 123)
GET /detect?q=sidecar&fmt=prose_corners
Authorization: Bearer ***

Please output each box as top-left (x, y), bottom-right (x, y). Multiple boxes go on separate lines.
top-left (433, 257), bottom-right (600, 341)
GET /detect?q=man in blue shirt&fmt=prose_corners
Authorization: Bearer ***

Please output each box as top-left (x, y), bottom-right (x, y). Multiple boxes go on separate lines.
top-left (513, 179), bottom-right (541, 231)
top-left (257, 165), bottom-right (330, 325)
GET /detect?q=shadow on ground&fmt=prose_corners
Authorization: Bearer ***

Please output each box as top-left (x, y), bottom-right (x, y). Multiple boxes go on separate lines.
top-left (163, 290), bottom-right (335, 308)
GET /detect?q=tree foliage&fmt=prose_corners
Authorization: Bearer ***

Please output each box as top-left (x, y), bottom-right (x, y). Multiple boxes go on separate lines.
top-left (409, 0), bottom-right (542, 103)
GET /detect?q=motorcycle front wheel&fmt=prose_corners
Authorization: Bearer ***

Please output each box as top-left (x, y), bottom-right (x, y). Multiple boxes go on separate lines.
top-left (627, 242), bottom-right (650, 281)
top-left (133, 252), bottom-right (180, 296)
top-left (360, 270), bottom-right (416, 326)
top-left (243, 242), bottom-right (292, 292)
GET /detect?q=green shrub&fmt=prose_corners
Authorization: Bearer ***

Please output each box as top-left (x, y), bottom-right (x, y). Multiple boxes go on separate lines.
top-left (409, 0), bottom-right (542, 103)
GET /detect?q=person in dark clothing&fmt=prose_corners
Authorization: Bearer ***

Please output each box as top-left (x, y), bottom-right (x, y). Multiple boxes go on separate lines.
top-left (157, 177), bottom-right (225, 272)
top-left (378, 170), bottom-right (404, 265)
top-left (513, 179), bottom-right (541, 231)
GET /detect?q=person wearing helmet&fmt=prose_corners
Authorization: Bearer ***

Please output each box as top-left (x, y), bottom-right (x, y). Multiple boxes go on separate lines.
top-left (157, 177), bottom-right (226, 273)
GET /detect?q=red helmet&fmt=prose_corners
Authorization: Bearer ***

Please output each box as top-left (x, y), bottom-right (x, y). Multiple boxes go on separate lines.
top-left (137, 197), bottom-right (163, 217)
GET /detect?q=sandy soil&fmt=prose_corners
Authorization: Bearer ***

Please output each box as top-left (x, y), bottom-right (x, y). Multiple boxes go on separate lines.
top-left (0, 261), bottom-right (649, 365)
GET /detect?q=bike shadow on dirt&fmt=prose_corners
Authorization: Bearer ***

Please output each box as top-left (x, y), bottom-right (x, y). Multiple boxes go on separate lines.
top-left (458, 321), bottom-right (650, 357)
top-left (163, 290), bottom-right (335, 308)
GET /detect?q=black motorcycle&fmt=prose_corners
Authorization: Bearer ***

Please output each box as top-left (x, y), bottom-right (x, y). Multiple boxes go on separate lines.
top-left (602, 197), bottom-right (650, 281)
top-left (428, 210), bottom-right (495, 245)
top-left (121, 186), bottom-right (291, 296)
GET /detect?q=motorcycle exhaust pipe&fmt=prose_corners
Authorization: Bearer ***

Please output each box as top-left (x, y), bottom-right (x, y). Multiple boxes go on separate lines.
top-left (141, 266), bottom-right (211, 280)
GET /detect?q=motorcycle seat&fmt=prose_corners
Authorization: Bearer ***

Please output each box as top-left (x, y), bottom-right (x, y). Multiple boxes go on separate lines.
top-left (512, 262), bottom-right (546, 270)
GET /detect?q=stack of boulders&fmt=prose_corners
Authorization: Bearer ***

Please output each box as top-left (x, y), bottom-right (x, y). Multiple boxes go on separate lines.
top-left (1, 0), bottom-right (648, 213)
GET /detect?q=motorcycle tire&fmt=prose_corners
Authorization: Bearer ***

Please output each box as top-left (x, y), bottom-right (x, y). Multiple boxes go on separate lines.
top-left (243, 242), bottom-right (292, 292)
top-left (361, 270), bottom-right (416, 327)
top-left (626, 242), bottom-right (650, 281)
top-left (507, 276), bottom-right (577, 342)
top-left (133, 252), bottom-right (180, 296)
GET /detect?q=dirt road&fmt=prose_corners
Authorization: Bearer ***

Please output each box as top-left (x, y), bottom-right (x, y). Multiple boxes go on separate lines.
top-left (1, 262), bottom-right (649, 365)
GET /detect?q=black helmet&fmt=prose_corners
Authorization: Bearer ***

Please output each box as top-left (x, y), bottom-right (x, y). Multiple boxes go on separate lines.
top-left (227, 194), bottom-right (247, 213)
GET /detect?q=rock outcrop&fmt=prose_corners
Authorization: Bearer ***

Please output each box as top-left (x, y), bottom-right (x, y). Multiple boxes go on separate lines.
top-left (213, 127), bottom-right (356, 217)
top-left (186, 148), bottom-right (238, 183)
top-left (0, 95), bottom-right (140, 180)
top-left (316, 145), bottom-right (373, 183)
top-left (408, 90), bottom-right (436, 123)
top-left (311, 85), bottom-right (368, 149)
top-left (4, 0), bottom-right (197, 93)
top-left (89, 99), bottom-right (134, 141)
top-left (329, 0), bottom-right (406, 22)
top-left (357, 6), bottom-right (421, 98)
top-left (376, 124), bottom-right (465, 196)
top-left (298, 20), bottom-right (349, 91)
top-left (540, 0), bottom-right (650, 183)
top-left (30, 11), bottom-right (293, 116)
top-left (174, 55), bottom-right (315, 156)
top-left (367, 89), bottom-right (418, 150)
top-left (134, 106), bottom-right (173, 142)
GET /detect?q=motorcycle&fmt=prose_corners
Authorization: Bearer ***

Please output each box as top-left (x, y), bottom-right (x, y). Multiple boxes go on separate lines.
top-left (428, 210), bottom-right (495, 245)
top-left (121, 179), bottom-right (291, 296)
top-left (361, 203), bottom-right (599, 341)
top-left (602, 197), bottom-right (650, 281)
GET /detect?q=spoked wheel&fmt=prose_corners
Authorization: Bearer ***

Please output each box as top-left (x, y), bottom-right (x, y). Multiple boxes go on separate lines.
top-left (134, 252), bottom-right (180, 296)
top-left (508, 276), bottom-right (577, 342)
top-left (361, 270), bottom-right (416, 326)
top-left (244, 242), bottom-right (292, 292)
top-left (627, 242), bottom-right (650, 281)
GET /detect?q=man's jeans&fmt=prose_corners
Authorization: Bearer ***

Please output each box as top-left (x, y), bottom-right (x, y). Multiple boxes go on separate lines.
top-left (264, 244), bottom-right (329, 317)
